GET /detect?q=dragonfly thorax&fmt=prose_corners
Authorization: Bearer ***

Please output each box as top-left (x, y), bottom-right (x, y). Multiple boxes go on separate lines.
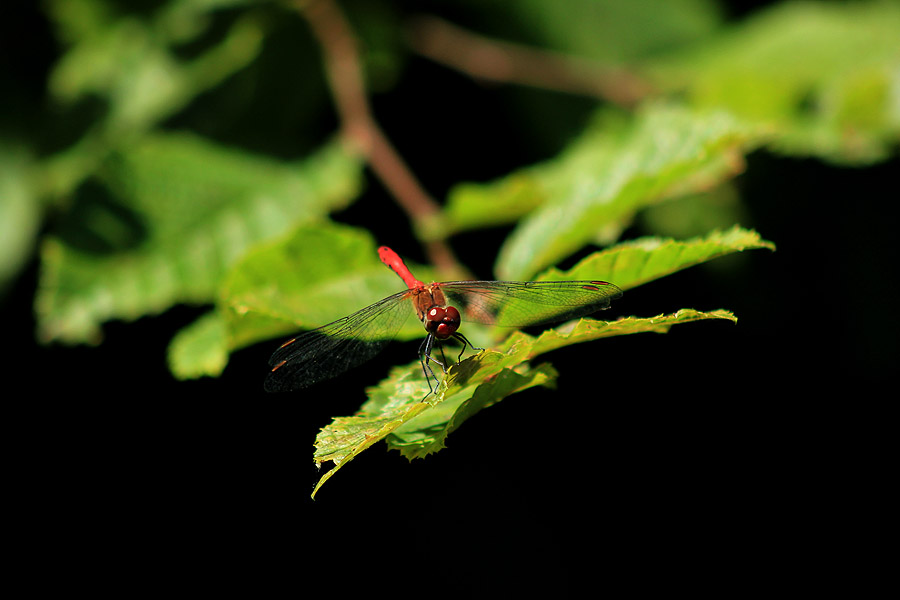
top-left (423, 305), bottom-right (461, 340)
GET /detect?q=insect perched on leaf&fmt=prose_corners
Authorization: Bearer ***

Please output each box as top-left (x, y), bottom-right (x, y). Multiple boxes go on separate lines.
top-left (265, 246), bottom-right (622, 394)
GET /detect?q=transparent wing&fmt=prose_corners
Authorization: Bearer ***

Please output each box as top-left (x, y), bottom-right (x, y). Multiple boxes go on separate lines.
top-left (264, 289), bottom-right (415, 392)
top-left (437, 280), bottom-right (622, 328)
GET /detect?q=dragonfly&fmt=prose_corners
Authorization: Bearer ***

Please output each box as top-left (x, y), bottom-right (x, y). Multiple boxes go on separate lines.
top-left (264, 246), bottom-right (622, 393)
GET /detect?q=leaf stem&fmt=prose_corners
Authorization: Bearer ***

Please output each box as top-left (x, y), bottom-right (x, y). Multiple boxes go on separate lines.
top-left (406, 15), bottom-right (654, 107)
top-left (296, 0), bottom-right (466, 277)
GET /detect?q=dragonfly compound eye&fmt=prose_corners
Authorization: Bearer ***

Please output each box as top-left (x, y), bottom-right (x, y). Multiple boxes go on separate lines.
top-left (424, 306), bottom-right (446, 333)
top-left (443, 306), bottom-right (461, 327)
top-left (434, 306), bottom-right (461, 339)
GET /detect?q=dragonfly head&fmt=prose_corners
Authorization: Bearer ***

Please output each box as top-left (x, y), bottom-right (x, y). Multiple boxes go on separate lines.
top-left (424, 306), bottom-right (461, 340)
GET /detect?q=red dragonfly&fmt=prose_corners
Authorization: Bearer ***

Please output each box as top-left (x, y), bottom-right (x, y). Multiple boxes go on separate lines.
top-left (265, 246), bottom-right (622, 393)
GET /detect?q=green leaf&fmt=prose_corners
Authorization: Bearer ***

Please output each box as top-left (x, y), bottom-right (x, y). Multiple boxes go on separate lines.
top-left (310, 350), bottom-right (556, 498)
top-left (509, 0), bottom-right (723, 62)
top-left (36, 137), bottom-right (363, 344)
top-left (167, 310), bottom-right (228, 379)
top-left (47, 0), bottom-right (264, 134)
top-left (174, 225), bottom-right (771, 379)
top-left (447, 103), bottom-right (766, 280)
top-left (306, 225), bottom-right (774, 495)
top-left (647, 0), bottom-right (900, 164)
top-left (637, 184), bottom-right (746, 240)
top-left (518, 308), bottom-right (737, 358)
top-left (40, 0), bottom-right (267, 200)
top-left (0, 145), bottom-right (42, 293)
top-left (309, 308), bottom-right (736, 498)
top-left (170, 222), bottom-right (438, 380)
top-left (541, 226), bottom-right (776, 291)
top-left (441, 108), bottom-right (628, 236)
top-left (222, 223), bottom-right (438, 345)
top-left (388, 362), bottom-right (559, 460)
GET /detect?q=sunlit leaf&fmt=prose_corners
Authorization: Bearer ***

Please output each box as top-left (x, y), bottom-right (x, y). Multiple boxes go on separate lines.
top-left (310, 308), bottom-right (736, 498)
top-left (36, 137), bottom-right (362, 344)
top-left (388, 362), bottom-right (558, 460)
top-left (310, 351), bottom-right (553, 498)
top-left (305, 224), bottom-right (776, 495)
top-left (447, 103), bottom-right (765, 279)
top-left (222, 222), bottom-right (439, 348)
top-left (310, 365), bottom-right (435, 497)
top-left (647, 0), bottom-right (900, 164)
top-left (211, 226), bottom-right (771, 381)
top-left (441, 108), bottom-right (626, 236)
top-left (171, 222), bottom-right (436, 380)
top-left (517, 308), bottom-right (737, 358)
top-left (541, 226), bottom-right (775, 290)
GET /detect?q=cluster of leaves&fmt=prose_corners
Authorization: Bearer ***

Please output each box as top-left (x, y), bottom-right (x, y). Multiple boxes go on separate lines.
top-left (3, 0), bottom-right (899, 496)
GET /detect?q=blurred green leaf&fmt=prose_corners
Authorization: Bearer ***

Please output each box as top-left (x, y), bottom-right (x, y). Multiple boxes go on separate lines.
top-left (444, 104), bottom-right (762, 244)
top-left (41, 0), bottom-right (266, 200)
top-left (167, 310), bottom-right (228, 380)
top-left (647, 0), bottom-right (900, 164)
top-left (637, 184), bottom-right (746, 240)
top-left (44, 0), bottom-right (114, 43)
top-left (0, 145), bottom-right (42, 293)
top-left (36, 136), bottom-right (362, 344)
top-left (223, 223), bottom-right (437, 344)
top-left (169, 222), bottom-right (437, 379)
top-left (47, 0), bottom-right (264, 133)
top-left (442, 108), bottom-right (633, 236)
top-left (483, 103), bottom-right (765, 279)
top-left (509, 0), bottom-right (723, 62)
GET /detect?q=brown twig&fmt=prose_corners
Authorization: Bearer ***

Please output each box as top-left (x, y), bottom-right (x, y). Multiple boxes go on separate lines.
top-left (296, 0), bottom-right (466, 277)
top-left (407, 15), bottom-right (654, 108)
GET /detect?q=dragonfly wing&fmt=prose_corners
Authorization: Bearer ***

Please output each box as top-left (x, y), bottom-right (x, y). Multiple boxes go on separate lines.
top-left (264, 290), bottom-right (414, 392)
top-left (438, 280), bottom-right (622, 328)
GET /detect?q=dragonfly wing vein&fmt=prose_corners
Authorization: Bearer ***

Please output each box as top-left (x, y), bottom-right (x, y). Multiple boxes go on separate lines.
top-left (264, 290), bottom-right (414, 392)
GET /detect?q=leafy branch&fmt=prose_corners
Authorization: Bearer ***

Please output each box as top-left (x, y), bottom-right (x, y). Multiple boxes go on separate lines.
top-left (296, 0), bottom-right (466, 277)
top-left (6, 1), bottom-right (897, 497)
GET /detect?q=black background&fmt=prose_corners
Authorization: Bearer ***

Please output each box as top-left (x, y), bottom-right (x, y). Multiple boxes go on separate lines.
top-left (4, 0), bottom-right (895, 593)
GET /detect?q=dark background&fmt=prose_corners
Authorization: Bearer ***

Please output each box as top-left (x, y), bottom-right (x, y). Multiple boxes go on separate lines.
top-left (4, 0), bottom-right (895, 593)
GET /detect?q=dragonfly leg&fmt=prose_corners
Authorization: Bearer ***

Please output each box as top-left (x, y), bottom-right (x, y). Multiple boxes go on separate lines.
top-left (452, 332), bottom-right (484, 364)
top-left (418, 334), bottom-right (446, 395)
top-left (438, 343), bottom-right (448, 372)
